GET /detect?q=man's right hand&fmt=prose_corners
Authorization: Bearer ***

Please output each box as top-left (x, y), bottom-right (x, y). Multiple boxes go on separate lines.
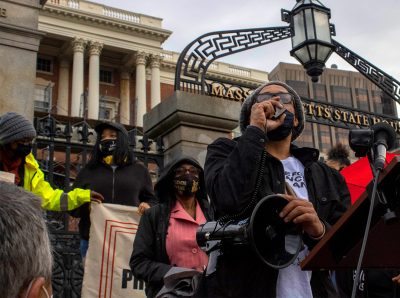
top-left (393, 274), bottom-right (400, 284)
top-left (90, 191), bottom-right (104, 204)
top-left (249, 98), bottom-right (285, 133)
top-left (279, 194), bottom-right (325, 239)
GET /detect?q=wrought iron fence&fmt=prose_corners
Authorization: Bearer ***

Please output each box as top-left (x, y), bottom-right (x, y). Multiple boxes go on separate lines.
top-left (33, 114), bottom-right (164, 297)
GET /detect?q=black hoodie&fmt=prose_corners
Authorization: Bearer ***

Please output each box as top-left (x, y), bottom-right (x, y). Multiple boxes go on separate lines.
top-left (130, 156), bottom-right (214, 298)
top-left (70, 121), bottom-right (156, 240)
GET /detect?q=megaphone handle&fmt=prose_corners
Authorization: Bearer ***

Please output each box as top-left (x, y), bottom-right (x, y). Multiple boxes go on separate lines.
top-left (205, 248), bottom-right (222, 276)
top-left (285, 182), bottom-right (297, 197)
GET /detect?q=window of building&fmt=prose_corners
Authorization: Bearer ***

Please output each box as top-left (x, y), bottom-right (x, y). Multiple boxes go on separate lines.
top-left (99, 105), bottom-right (112, 120)
top-left (355, 88), bottom-right (369, 112)
top-left (99, 96), bottom-right (119, 121)
top-left (317, 125), bottom-right (332, 153)
top-left (37, 57), bottom-right (53, 73)
top-left (330, 86), bottom-right (352, 107)
top-left (332, 127), bottom-right (355, 159)
top-left (371, 90), bottom-right (382, 114)
top-left (312, 83), bottom-right (327, 102)
top-left (334, 127), bottom-right (349, 147)
top-left (295, 122), bottom-right (314, 148)
top-left (34, 83), bottom-right (53, 112)
top-left (100, 69), bottom-right (113, 84)
top-left (381, 93), bottom-right (396, 116)
top-left (286, 80), bottom-right (309, 98)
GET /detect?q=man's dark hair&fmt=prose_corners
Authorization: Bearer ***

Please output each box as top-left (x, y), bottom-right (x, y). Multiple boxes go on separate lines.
top-left (327, 143), bottom-right (351, 167)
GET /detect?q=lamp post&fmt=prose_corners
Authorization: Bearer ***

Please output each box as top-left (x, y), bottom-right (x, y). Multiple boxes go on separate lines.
top-left (283, 0), bottom-right (336, 82)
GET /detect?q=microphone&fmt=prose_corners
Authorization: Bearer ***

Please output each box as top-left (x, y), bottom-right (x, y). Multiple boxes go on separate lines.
top-left (371, 123), bottom-right (397, 171)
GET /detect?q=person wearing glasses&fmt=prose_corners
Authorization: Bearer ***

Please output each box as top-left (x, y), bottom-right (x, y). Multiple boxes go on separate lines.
top-left (130, 156), bottom-right (214, 298)
top-left (0, 112), bottom-right (103, 211)
top-left (203, 81), bottom-right (350, 297)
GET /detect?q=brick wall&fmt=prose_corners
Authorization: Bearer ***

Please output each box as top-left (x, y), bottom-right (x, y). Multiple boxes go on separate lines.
top-left (160, 82), bottom-right (174, 101)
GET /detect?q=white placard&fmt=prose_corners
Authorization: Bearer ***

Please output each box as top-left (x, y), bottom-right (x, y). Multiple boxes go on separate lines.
top-left (0, 171), bottom-right (15, 183)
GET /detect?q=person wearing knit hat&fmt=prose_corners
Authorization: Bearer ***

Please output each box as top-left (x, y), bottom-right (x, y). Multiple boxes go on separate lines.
top-left (0, 112), bottom-right (37, 146)
top-left (0, 112), bottom-right (103, 211)
top-left (239, 80), bottom-right (305, 140)
top-left (202, 81), bottom-right (350, 297)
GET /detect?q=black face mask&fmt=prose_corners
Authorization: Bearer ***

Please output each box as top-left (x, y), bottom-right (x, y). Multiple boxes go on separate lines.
top-left (174, 174), bottom-right (199, 197)
top-left (266, 110), bottom-right (295, 141)
top-left (99, 139), bottom-right (117, 156)
top-left (15, 143), bottom-right (32, 158)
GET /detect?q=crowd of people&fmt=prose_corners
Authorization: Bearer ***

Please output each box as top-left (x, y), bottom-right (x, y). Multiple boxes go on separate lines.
top-left (0, 80), bottom-right (399, 298)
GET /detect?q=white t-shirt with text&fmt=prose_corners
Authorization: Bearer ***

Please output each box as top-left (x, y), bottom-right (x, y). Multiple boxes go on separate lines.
top-left (276, 156), bottom-right (313, 298)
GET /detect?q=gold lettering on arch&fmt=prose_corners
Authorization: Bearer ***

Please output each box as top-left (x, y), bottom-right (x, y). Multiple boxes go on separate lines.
top-left (209, 83), bottom-right (251, 102)
top-left (348, 113), bottom-right (357, 124)
top-left (225, 88), bottom-right (235, 100)
top-left (210, 84), bottom-right (224, 97)
top-left (208, 84), bottom-right (400, 134)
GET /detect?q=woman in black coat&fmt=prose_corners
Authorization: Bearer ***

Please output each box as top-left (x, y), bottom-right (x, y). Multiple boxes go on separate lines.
top-left (71, 121), bottom-right (156, 260)
top-left (130, 156), bottom-right (214, 298)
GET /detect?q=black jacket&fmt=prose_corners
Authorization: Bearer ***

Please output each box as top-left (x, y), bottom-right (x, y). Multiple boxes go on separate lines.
top-left (71, 160), bottom-right (156, 240)
top-left (130, 157), bottom-right (214, 298)
top-left (203, 126), bottom-right (350, 298)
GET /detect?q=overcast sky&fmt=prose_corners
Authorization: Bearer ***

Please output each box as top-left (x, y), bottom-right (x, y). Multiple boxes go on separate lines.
top-left (93, 0), bottom-right (400, 82)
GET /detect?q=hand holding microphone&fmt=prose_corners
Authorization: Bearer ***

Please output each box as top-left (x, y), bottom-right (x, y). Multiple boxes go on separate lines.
top-left (250, 97), bottom-right (286, 133)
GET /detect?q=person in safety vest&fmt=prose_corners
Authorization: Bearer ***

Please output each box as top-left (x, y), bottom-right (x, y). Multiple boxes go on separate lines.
top-left (0, 112), bottom-right (103, 211)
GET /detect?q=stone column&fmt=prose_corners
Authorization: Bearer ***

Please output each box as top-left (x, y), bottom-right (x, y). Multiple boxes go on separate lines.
top-left (135, 52), bottom-right (147, 127)
top-left (143, 91), bottom-right (241, 166)
top-left (150, 55), bottom-right (161, 108)
top-left (0, 0), bottom-right (45, 120)
top-left (57, 58), bottom-right (70, 116)
top-left (120, 70), bottom-right (130, 125)
top-left (87, 41), bottom-right (103, 120)
top-left (71, 38), bottom-right (86, 117)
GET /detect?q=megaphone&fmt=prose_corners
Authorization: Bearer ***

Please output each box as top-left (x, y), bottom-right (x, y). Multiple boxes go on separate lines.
top-left (197, 194), bottom-right (303, 269)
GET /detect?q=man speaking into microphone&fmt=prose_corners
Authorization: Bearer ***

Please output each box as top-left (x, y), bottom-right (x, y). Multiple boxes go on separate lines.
top-left (202, 81), bottom-right (351, 298)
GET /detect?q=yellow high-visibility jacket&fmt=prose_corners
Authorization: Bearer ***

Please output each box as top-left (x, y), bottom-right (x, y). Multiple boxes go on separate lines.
top-left (23, 153), bottom-right (91, 211)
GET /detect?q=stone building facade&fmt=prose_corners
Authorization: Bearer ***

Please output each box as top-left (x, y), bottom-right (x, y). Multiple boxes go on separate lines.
top-left (35, 0), bottom-right (268, 127)
top-left (0, 0), bottom-right (46, 119)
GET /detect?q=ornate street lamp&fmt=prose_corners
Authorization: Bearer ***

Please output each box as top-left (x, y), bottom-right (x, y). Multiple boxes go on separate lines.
top-left (283, 0), bottom-right (335, 82)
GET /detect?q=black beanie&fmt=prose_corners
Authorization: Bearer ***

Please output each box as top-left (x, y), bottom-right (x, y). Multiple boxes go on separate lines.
top-left (0, 112), bottom-right (37, 145)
